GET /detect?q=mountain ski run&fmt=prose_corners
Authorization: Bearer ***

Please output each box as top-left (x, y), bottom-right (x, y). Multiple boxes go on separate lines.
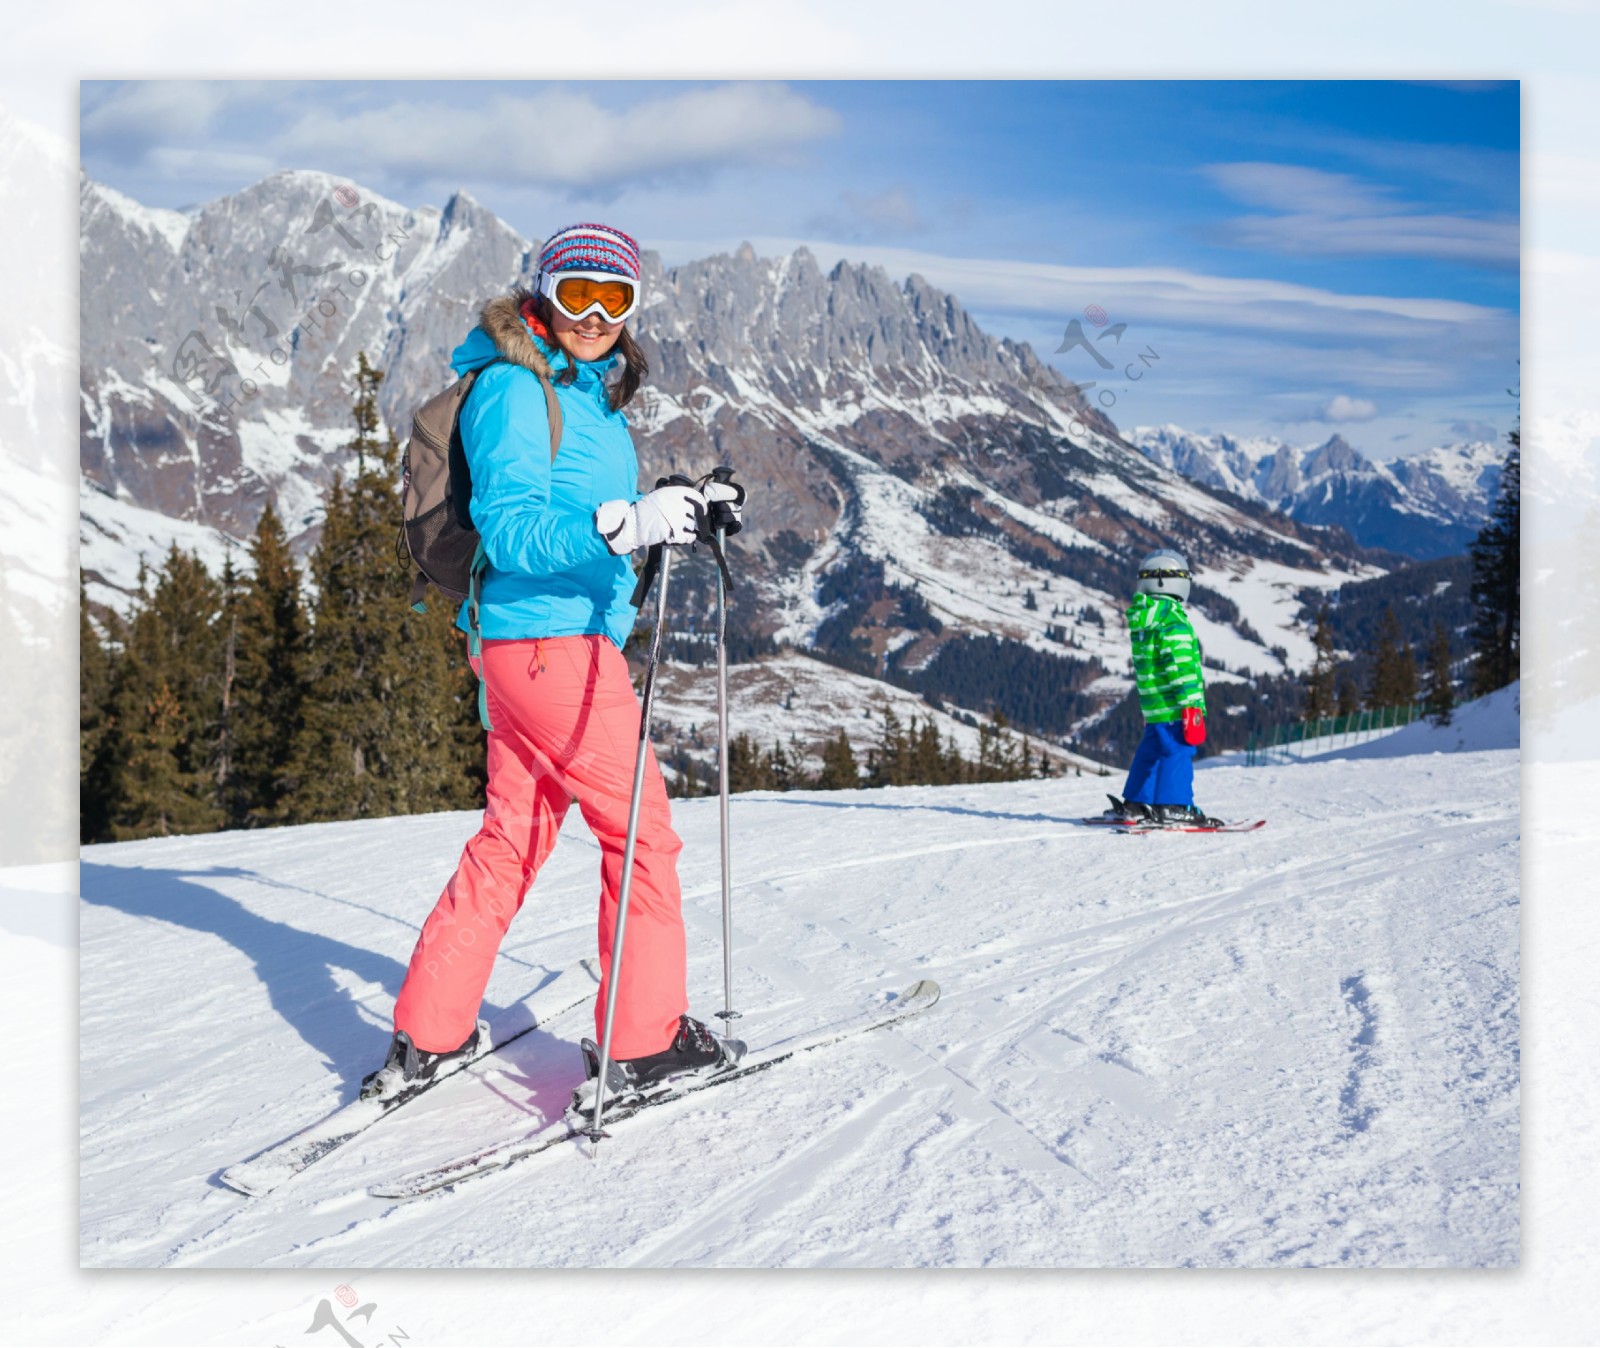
top-left (77, 710), bottom-right (1518, 1269)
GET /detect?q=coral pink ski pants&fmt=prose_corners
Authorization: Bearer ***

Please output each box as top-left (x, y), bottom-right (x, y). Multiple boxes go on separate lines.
top-left (393, 634), bottom-right (687, 1058)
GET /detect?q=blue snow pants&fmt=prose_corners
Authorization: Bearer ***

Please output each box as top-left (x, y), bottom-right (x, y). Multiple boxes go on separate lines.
top-left (1121, 720), bottom-right (1195, 807)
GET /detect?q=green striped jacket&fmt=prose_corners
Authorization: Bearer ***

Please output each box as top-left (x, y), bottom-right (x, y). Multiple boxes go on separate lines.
top-left (1127, 592), bottom-right (1206, 722)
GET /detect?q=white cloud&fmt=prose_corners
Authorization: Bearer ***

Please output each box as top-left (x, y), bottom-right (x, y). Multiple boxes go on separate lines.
top-left (81, 82), bottom-right (231, 143)
top-left (724, 237), bottom-right (1514, 346)
top-left (1226, 210), bottom-right (1518, 266)
top-left (1318, 395), bottom-right (1379, 423)
top-left (1205, 162), bottom-right (1395, 216)
top-left (80, 80), bottom-right (292, 149)
top-left (274, 83), bottom-right (841, 189)
top-left (1204, 159), bottom-right (1518, 267)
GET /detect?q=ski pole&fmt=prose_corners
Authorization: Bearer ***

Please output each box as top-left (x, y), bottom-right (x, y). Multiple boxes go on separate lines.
top-left (712, 508), bottom-right (739, 1027)
top-left (588, 542), bottom-right (675, 1146)
top-left (698, 465), bottom-right (741, 1026)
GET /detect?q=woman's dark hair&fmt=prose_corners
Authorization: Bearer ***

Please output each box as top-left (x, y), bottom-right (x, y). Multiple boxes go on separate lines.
top-left (513, 284), bottom-right (648, 413)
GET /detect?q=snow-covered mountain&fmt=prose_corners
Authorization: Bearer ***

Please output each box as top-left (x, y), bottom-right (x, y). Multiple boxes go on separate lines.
top-left (80, 170), bottom-right (1384, 759)
top-left (1129, 425), bottom-right (1504, 560)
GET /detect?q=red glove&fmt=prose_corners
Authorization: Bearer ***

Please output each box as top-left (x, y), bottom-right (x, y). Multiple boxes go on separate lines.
top-left (1181, 706), bottom-right (1206, 746)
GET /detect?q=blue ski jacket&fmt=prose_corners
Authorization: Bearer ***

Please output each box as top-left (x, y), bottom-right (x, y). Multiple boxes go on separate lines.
top-left (449, 295), bottom-right (642, 650)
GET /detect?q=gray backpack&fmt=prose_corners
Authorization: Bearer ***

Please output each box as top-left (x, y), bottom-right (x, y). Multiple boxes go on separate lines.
top-left (399, 357), bottom-right (564, 607)
top-left (398, 357), bottom-right (564, 729)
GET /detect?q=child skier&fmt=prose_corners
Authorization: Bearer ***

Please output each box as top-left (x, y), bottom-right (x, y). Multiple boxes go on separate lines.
top-left (1102, 549), bottom-right (1223, 827)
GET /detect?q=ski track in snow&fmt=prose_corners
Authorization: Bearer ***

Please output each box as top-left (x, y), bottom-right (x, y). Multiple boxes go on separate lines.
top-left (77, 746), bottom-right (1520, 1269)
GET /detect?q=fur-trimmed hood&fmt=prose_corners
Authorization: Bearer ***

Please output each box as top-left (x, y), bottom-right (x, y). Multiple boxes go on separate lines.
top-left (450, 292), bottom-right (623, 384)
top-left (473, 294), bottom-right (556, 379)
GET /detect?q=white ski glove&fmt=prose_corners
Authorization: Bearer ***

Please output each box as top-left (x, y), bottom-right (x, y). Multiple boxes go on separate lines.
top-left (703, 478), bottom-right (746, 535)
top-left (594, 483), bottom-right (708, 555)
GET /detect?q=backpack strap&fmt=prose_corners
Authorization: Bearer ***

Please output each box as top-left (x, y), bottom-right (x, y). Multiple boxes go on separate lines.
top-left (533, 366), bottom-right (564, 462)
top-left (467, 537), bottom-right (492, 730)
top-left (459, 361), bottom-right (565, 732)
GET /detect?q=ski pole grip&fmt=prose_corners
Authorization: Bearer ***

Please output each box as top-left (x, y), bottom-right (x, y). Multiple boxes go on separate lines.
top-left (705, 465), bottom-right (738, 593)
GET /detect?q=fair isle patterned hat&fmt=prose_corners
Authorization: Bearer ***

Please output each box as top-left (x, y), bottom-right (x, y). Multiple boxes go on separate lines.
top-left (537, 222), bottom-right (641, 282)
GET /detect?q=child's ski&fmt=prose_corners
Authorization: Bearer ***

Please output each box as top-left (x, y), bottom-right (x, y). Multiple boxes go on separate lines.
top-left (1115, 819), bottom-right (1266, 834)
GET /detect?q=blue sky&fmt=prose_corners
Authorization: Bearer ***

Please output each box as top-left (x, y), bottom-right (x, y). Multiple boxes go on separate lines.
top-left (80, 79), bottom-right (1520, 455)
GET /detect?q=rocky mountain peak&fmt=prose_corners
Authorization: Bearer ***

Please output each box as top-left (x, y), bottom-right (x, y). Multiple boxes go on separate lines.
top-left (1304, 433), bottom-right (1373, 477)
top-left (1128, 424), bottom-right (1502, 559)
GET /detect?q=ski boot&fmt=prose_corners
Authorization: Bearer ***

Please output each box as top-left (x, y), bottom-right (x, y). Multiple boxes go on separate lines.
top-left (1098, 794), bottom-right (1152, 824)
top-left (568, 1015), bottom-right (746, 1122)
top-left (359, 1020), bottom-right (488, 1103)
top-left (1152, 804), bottom-right (1226, 829)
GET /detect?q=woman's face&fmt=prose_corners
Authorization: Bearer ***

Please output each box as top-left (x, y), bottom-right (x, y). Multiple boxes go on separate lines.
top-left (547, 303), bottom-right (624, 364)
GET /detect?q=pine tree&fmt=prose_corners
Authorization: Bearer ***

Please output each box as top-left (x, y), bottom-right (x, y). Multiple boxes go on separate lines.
top-left (1336, 674), bottom-right (1360, 720)
top-left (1469, 430), bottom-right (1520, 696)
top-left (910, 715), bottom-right (949, 785)
top-left (1424, 621), bottom-right (1456, 727)
top-left (728, 732), bottom-right (768, 792)
top-left (231, 500), bottom-right (308, 826)
top-left (1395, 642), bottom-right (1418, 710)
top-left (214, 550), bottom-right (241, 822)
top-left (109, 546), bottom-right (227, 839)
top-left (869, 707), bottom-right (911, 787)
top-left (286, 352), bottom-right (485, 823)
top-left (79, 579), bottom-right (122, 844)
top-left (1303, 604), bottom-right (1337, 721)
top-left (763, 738), bottom-right (796, 792)
top-left (661, 738), bottom-right (708, 798)
top-left (974, 712), bottom-right (1023, 783)
top-left (1368, 607), bottom-right (1417, 710)
top-left (814, 727), bottom-right (860, 790)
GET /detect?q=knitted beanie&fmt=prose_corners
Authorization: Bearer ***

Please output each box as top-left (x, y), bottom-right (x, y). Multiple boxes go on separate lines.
top-left (537, 222), bottom-right (641, 281)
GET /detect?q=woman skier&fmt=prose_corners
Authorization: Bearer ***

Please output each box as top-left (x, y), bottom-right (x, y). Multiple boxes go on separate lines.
top-left (1101, 548), bottom-right (1223, 827)
top-left (362, 222), bottom-right (746, 1110)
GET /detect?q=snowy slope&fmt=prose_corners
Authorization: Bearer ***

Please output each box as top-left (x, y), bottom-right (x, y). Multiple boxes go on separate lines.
top-left (78, 737), bottom-right (1518, 1269)
top-left (1314, 682), bottom-right (1520, 760)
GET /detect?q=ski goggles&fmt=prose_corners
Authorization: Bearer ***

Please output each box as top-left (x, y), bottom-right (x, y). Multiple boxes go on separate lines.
top-left (537, 269), bottom-right (640, 324)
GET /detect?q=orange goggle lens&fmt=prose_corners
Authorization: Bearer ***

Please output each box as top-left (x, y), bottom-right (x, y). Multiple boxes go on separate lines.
top-left (552, 275), bottom-right (636, 320)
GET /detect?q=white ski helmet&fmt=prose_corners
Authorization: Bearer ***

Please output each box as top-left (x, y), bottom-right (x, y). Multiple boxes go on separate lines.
top-left (1135, 548), bottom-right (1191, 601)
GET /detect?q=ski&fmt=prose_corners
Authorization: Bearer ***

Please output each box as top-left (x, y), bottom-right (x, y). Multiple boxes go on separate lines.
top-left (1115, 819), bottom-right (1266, 834)
top-left (220, 962), bottom-right (599, 1197)
top-left (369, 979), bottom-right (942, 1203)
